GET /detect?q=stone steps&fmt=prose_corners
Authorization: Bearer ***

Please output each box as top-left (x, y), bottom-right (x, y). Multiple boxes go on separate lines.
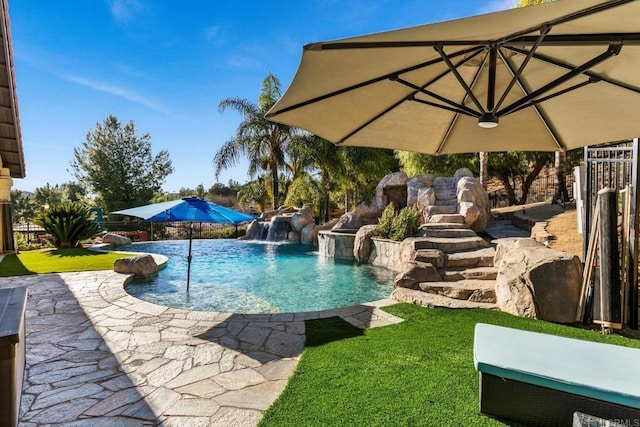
top-left (439, 266), bottom-right (498, 281)
top-left (413, 249), bottom-right (445, 268)
top-left (417, 280), bottom-right (497, 303)
top-left (420, 228), bottom-right (478, 239)
top-left (435, 198), bottom-right (458, 206)
top-left (391, 287), bottom-right (499, 310)
top-left (420, 222), bottom-right (469, 230)
top-left (428, 214), bottom-right (466, 224)
top-left (399, 224), bottom-right (499, 309)
top-left (445, 247), bottom-right (496, 268)
top-left (412, 236), bottom-right (489, 253)
top-left (426, 205), bottom-right (457, 216)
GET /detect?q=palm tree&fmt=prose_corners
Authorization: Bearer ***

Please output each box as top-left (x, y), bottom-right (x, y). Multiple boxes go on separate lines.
top-left (214, 73), bottom-right (292, 208)
top-left (288, 134), bottom-right (341, 222)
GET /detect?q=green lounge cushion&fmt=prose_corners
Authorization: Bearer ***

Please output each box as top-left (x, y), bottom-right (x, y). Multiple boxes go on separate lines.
top-left (473, 323), bottom-right (640, 409)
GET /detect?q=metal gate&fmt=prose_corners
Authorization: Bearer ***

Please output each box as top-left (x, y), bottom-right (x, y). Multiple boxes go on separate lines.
top-left (583, 138), bottom-right (640, 329)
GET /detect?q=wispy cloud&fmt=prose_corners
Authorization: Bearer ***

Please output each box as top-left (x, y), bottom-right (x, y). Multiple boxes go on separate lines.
top-left (204, 26), bottom-right (223, 43)
top-left (108, 0), bottom-right (145, 24)
top-left (62, 74), bottom-right (172, 116)
top-left (225, 55), bottom-right (263, 71)
top-left (480, 0), bottom-right (516, 14)
top-left (112, 62), bottom-right (149, 79)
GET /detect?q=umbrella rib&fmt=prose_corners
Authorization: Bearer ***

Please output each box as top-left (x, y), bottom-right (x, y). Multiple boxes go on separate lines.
top-left (395, 77), bottom-right (480, 117)
top-left (494, 24), bottom-right (552, 112)
top-left (499, 50), bottom-right (565, 151)
top-left (315, 33), bottom-right (640, 51)
top-left (338, 48), bottom-right (486, 144)
top-left (497, 43), bottom-right (622, 117)
top-left (434, 43), bottom-right (486, 114)
top-left (435, 52), bottom-right (489, 154)
top-left (266, 46), bottom-right (480, 117)
top-left (394, 46), bottom-right (484, 117)
top-left (495, 0), bottom-right (636, 47)
top-left (505, 78), bottom-right (596, 117)
top-left (506, 45), bottom-right (640, 96)
top-left (409, 97), bottom-right (477, 116)
top-left (337, 97), bottom-right (410, 145)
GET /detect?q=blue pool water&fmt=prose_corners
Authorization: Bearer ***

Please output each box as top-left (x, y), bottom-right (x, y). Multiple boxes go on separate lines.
top-left (119, 240), bottom-right (396, 314)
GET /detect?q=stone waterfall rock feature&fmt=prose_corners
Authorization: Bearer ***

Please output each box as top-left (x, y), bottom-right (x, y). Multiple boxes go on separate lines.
top-left (266, 215), bottom-right (293, 242)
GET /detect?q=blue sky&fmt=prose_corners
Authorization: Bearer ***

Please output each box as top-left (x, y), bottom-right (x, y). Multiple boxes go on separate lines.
top-left (10, 0), bottom-right (513, 193)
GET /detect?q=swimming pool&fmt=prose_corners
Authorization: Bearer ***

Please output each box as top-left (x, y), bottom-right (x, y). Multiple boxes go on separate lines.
top-left (120, 240), bottom-right (396, 314)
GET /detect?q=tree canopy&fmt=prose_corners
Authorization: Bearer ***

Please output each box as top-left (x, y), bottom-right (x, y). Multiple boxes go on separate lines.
top-left (71, 115), bottom-right (173, 213)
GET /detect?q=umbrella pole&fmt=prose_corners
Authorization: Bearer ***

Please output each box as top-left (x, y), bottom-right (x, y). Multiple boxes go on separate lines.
top-left (187, 223), bottom-right (193, 291)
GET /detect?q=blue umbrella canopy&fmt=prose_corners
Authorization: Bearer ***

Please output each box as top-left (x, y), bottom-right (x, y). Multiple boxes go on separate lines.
top-left (112, 197), bottom-right (254, 224)
top-left (112, 197), bottom-right (254, 290)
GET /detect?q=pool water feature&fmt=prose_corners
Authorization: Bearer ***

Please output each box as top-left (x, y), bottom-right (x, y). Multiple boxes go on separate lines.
top-left (120, 240), bottom-right (396, 314)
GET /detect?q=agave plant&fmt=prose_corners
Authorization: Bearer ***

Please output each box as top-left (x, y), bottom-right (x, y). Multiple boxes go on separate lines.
top-left (35, 202), bottom-right (101, 249)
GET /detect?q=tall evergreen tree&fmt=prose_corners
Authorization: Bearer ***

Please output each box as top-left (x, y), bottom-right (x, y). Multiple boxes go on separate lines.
top-left (71, 115), bottom-right (173, 212)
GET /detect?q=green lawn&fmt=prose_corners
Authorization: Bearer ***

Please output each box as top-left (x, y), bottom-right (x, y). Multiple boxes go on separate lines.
top-left (260, 304), bottom-right (640, 427)
top-left (0, 248), bottom-right (126, 276)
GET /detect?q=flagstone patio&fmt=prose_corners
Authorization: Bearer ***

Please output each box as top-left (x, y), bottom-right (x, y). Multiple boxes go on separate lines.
top-left (0, 271), bottom-right (402, 426)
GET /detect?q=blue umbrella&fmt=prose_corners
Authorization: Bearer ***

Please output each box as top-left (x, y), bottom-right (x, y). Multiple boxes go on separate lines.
top-left (112, 197), bottom-right (254, 289)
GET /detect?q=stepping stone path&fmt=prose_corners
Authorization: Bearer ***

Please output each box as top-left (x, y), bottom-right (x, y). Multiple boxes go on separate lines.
top-left (0, 272), bottom-right (402, 426)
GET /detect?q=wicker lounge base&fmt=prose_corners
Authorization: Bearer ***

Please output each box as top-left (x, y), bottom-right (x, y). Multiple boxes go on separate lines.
top-left (480, 373), bottom-right (640, 426)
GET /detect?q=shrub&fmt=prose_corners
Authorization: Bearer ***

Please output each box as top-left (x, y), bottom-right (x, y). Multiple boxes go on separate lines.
top-left (372, 203), bottom-right (396, 239)
top-left (14, 232), bottom-right (43, 251)
top-left (390, 206), bottom-right (421, 241)
top-left (201, 225), bottom-right (247, 239)
top-left (34, 202), bottom-right (101, 249)
top-left (373, 204), bottom-right (421, 241)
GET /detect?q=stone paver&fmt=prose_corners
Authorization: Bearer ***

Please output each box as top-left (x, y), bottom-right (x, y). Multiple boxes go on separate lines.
top-left (0, 271), bottom-right (402, 426)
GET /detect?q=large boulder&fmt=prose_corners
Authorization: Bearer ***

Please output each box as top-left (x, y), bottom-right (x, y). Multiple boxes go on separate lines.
top-left (375, 171), bottom-right (408, 198)
top-left (458, 201), bottom-right (480, 226)
top-left (299, 203), bottom-right (314, 216)
top-left (242, 219), bottom-right (260, 240)
top-left (375, 171), bottom-right (408, 209)
top-left (356, 196), bottom-right (387, 220)
top-left (416, 187), bottom-right (437, 223)
top-left (494, 239), bottom-right (583, 323)
top-left (301, 218), bottom-right (339, 245)
top-left (114, 254), bottom-right (159, 278)
top-left (393, 261), bottom-right (442, 289)
top-left (101, 233), bottom-right (132, 247)
top-left (333, 211), bottom-right (363, 230)
top-left (406, 174), bottom-right (435, 207)
top-left (353, 224), bottom-right (378, 262)
top-left (290, 211), bottom-right (314, 232)
top-left (456, 176), bottom-right (491, 232)
top-left (453, 167), bottom-right (474, 185)
top-left (287, 230), bottom-right (301, 242)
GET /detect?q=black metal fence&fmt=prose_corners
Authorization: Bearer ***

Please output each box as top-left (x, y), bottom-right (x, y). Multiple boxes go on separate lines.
top-left (102, 221), bottom-right (247, 241)
top-left (488, 171), bottom-right (575, 208)
top-left (583, 139), bottom-right (639, 329)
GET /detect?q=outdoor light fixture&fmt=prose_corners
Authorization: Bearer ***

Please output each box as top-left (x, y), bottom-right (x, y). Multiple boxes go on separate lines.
top-left (478, 114), bottom-right (498, 129)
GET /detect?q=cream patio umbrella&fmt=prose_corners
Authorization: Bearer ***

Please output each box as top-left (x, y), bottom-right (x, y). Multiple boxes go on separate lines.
top-left (266, 0), bottom-right (640, 154)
